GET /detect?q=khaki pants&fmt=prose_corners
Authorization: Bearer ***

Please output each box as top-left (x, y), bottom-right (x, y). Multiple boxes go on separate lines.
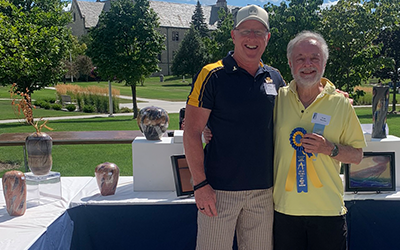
top-left (196, 188), bottom-right (274, 250)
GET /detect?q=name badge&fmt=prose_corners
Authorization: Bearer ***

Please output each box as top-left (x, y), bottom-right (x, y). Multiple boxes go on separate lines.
top-left (311, 113), bottom-right (331, 126)
top-left (264, 83), bottom-right (277, 96)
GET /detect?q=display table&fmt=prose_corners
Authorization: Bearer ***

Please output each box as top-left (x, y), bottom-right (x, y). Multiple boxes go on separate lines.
top-left (68, 177), bottom-right (197, 250)
top-left (68, 177), bottom-right (400, 250)
top-left (2, 176), bottom-right (400, 249)
top-left (0, 177), bottom-right (92, 250)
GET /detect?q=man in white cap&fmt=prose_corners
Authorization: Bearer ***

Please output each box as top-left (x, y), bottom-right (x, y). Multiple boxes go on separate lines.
top-left (184, 5), bottom-right (285, 250)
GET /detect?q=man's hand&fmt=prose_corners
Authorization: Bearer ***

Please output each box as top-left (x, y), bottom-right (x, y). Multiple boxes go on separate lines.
top-left (195, 184), bottom-right (218, 217)
top-left (301, 133), bottom-right (333, 156)
top-left (336, 89), bottom-right (353, 105)
top-left (202, 126), bottom-right (212, 144)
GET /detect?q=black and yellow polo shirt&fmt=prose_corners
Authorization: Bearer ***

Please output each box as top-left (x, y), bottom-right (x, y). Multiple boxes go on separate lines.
top-left (187, 51), bottom-right (286, 191)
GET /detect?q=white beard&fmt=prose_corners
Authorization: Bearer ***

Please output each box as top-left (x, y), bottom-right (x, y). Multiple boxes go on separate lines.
top-left (292, 67), bottom-right (324, 88)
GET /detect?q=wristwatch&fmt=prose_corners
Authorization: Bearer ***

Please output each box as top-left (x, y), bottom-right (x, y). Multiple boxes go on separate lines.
top-left (330, 143), bottom-right (339, 157)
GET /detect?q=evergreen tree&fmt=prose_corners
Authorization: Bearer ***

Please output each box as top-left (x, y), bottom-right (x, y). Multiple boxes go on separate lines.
top-left (204, 8), bottom-right (234, 63)
top-left (171, 26), bottom-right (208, 80)
top-left (191, 1), bottom-right (209, 38)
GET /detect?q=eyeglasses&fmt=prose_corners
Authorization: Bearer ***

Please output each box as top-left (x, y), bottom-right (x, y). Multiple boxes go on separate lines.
top-left (234, 29), bottom-right (269, 37)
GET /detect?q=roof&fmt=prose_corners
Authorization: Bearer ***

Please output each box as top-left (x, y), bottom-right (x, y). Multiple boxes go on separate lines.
top-left (76, 0), bottom-right (236, 30)
top-left (76, 1), bottom-right (105, 28)
top-left (150, 1), bottom-right (217, 29)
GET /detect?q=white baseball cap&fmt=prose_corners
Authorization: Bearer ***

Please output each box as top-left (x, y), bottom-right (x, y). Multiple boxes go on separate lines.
top-left (235, 5), bottom-right (269, 30)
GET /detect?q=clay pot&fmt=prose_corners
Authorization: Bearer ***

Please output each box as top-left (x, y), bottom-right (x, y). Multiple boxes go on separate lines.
top-left (2, 170), bottom-right (27, 216)
top-left (25, 132), bottom-right (52, 175)
top-left (95, 162), bottom-right (120, 196)
top-left (137, 106), bottom-right (169, 140)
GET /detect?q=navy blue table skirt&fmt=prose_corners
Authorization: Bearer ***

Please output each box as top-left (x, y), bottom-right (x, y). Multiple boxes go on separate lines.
top-left (66, 200), bottom-right (400, 250)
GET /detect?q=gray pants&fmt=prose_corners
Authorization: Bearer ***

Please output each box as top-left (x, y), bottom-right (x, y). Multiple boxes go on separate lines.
top-left (196, 188), bottom-right (274, 250)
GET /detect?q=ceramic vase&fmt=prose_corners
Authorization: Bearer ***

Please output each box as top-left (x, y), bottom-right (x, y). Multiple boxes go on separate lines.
top-left (137, 106), bottom-right (169, 140)
top-left (2, 170), bottom-right (27, 216)
top-left (372, 86), bottom-right (389, 139)
top-left (95, 162), bottom-right (120, 196)
top-left (25, 132), bottom-right (53, 175)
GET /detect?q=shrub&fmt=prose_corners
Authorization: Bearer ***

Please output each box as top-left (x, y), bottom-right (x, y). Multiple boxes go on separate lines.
top-left (44, 97), bottom-right (56, 104)
top-left (83, 104), bottom-right (95, 113)
top-left (33, 99), bottom-right (46, 108)
top-left (120, 107), bottom-right (132, 113)
top-left (52, 103), bottom-right (62, 110)
top-left (66, 104), bottom-right (76, 112)
top-left (42, 102), bottom-right (51, 109)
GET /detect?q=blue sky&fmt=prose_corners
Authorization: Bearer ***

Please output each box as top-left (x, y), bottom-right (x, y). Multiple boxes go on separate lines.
top-left (75, 0), bottom-right (338, 9)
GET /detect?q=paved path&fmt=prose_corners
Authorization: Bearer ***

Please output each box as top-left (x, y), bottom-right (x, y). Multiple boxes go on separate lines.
top-left (0, 96), bottom-right (186, 124)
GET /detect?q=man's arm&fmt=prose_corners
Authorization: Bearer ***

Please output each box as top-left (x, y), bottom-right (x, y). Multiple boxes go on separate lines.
top-left (301, 133), bottom-right (363, 164)
top-left (183, 105), bottom-right (217, 217)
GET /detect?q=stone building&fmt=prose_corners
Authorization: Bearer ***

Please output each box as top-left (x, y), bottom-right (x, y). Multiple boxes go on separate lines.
top-left (68, 0), bottom-right (238, 76)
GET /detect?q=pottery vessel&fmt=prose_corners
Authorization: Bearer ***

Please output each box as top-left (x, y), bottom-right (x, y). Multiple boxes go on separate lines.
top-left (137, 106), bottom-right (169, 140)
top-left (2, 170), bottom-right (27, 216)
top-left (25, 132), bottom-right (53, 175)
top-left (95, 162), bottom-right (120, 196)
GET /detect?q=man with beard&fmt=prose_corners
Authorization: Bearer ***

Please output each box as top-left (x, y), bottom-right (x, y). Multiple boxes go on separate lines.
top-left (273, 31), bottom-right (366, 250)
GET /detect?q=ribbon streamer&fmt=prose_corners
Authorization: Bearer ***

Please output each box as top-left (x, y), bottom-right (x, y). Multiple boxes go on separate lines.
top-left (285, 127), bottom-right (323, 192)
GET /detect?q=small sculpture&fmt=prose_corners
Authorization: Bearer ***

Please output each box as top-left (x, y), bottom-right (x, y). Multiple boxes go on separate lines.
top-left (372, 86), bottom-right (389, 138)
top-left (137, 106), bottom-right (169, 140)
top-left (2, 170), bottom-right (27, 216)
top-left (95, 162), bottom-right (119, 196)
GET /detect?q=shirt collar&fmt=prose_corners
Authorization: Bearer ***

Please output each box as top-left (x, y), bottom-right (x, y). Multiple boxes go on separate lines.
top-left (223, 51), bottom-right (269, 75)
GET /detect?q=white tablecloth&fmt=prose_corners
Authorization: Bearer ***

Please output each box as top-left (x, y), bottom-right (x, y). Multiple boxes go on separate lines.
top-left (0, 177), bottom-right (92, 250)
top-left (69, 176), bottom-right (195, 208)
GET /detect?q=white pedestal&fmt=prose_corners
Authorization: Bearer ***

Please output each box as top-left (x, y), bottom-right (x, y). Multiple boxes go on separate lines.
top-left (25, 171), bottom-right (62, 205)
top-left (132, 135), bottom-right (184, 191)
top-left (364, 135), bottom-right (400, 189)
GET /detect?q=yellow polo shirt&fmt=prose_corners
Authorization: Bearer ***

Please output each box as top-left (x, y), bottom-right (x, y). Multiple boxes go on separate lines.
top-left (273, 78), bottom-right (366, 216)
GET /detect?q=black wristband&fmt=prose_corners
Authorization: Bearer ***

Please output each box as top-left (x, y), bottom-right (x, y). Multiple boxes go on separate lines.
top-left (193, 179), bottom-right (208, 191)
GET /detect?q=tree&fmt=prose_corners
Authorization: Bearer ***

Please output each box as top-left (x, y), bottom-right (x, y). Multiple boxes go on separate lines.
top-left (191, 0), bottom-right (209, 38)
top-left (87, 0), bottom-right (165, 118)
top-left (320, 0), bottom-right (400, 92)
top-left (171, 25), bottom-right (208, 79)
top-left (62, 35), bottom-right (88, 82)
top-left (204, 8), bottom-right (234, 63)
top-left (374, 26), bottom-right (400, 112)
top-left (264, 0), bottom-right (323, 81)
top-left (75, 55), bottom-right (93, 82)
top-left (0, 0), bottom-right (72, 115)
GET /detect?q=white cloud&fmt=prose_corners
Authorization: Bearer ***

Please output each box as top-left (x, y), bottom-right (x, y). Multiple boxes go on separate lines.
top-left (321, 0), bottom-right (338, 9)
top-left (64, 3), bottom-right (71, 11)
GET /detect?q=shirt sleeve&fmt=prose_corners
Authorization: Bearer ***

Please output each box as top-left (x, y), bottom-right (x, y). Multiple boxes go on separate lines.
top-left (340, 101), bottom-right (367, 149)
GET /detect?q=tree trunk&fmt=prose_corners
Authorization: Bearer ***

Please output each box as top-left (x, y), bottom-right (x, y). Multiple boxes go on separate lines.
top-left (130, 85), bottom-right (138, 119)
top-left (392, 81), bottom-right (397, 112)
top-left (391, 62), bottom-right (399, 113)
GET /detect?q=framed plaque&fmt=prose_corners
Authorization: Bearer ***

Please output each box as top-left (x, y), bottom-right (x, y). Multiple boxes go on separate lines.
top-left (170, 155), bottom-right (194, 197)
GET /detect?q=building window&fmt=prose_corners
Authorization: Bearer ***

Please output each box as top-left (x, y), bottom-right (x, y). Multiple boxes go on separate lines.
top-left (158, 54), bottom-right (162, 62)
top-left (172, 31), bottom-right (179, 41)
top-left (73, 13), bottom-right (76, 22)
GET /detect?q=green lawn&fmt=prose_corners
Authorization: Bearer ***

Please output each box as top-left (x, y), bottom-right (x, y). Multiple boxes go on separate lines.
top-left (355, 107), bottom-right (400, 137)
top-left (1, 80), bottom-right (400, 178)
top-left (0, 115), bottom-right (180, 177)
top-left (58, 76), bottom-right (192, 101)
